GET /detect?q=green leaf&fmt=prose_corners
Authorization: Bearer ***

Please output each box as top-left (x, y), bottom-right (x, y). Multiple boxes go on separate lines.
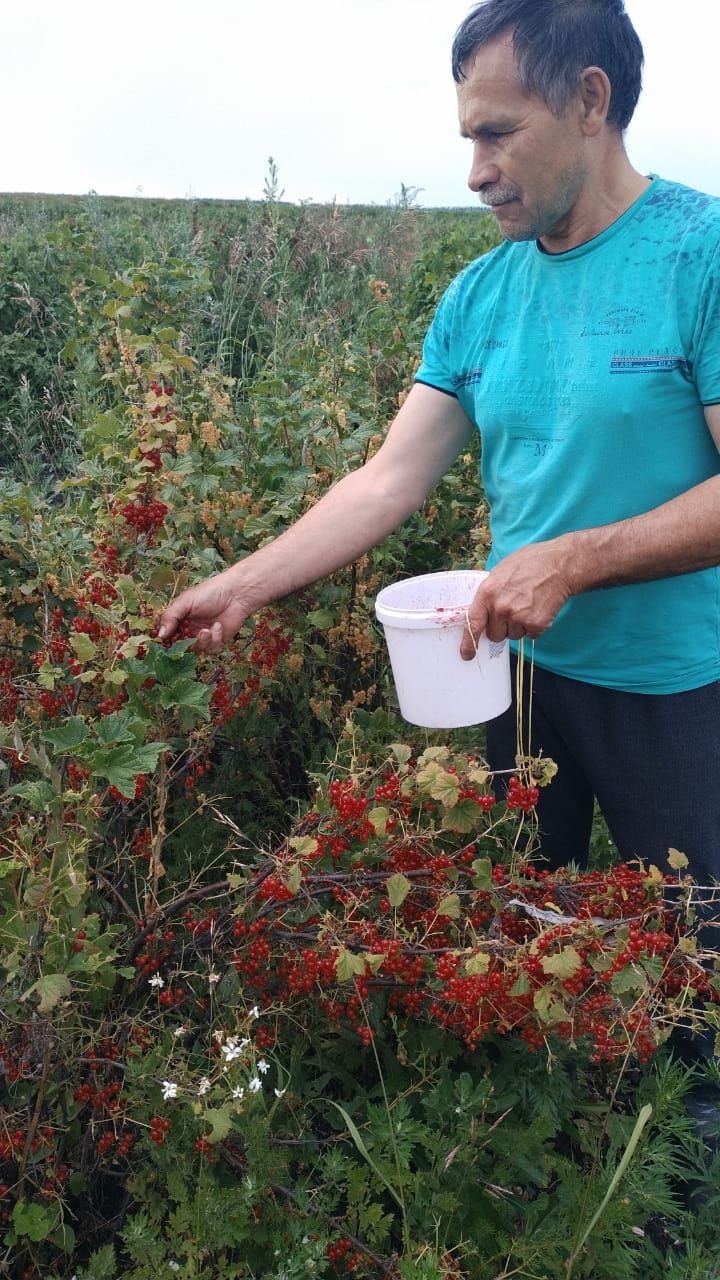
top-left (610, 965), bottom-right (647, 995)
top-left (464, 951), bottom-right (490, 976)
top-left (306, 609), bottom-right (335, 630)
top-left (0, 858), bottom-right (23, 878)
top-left (6, 780), bottom-right (56, 808)
top-left (389, 743), bottom-right (412, 769)
top-left (69, 632), bottom-right (97, 663)
top-left (87, 411), bottom-right (123, 440)
top-left (386, 873), bottom-right (412, 908)
top-left (667, 847), bottom-right (689, 871)
top-left (157, 677), bottom-right (210, 721)
top-left (94, 712), bottom-right (137, 746)
top-left (12, 1200), bottom-right (56, 1241)
top-left (42, 716), bottom-right (88, 752)
top-left (92, 741), bottom-right (167, 797)
top-left (48, 1221), bottom-right (76, 1253)
top-left (443, 800), bottom-right (483, 833)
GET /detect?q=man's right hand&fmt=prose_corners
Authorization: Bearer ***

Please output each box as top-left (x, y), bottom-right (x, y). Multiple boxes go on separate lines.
top-left (158, 570), bottom-right (253, 653)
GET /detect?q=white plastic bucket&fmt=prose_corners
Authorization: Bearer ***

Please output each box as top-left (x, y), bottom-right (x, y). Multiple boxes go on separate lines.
top-left (374, 570), bottom-right (511, 729)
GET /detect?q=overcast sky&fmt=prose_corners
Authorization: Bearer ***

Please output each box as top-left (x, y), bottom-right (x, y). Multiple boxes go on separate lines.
top-left (3, 0), bottom-right (718, 208)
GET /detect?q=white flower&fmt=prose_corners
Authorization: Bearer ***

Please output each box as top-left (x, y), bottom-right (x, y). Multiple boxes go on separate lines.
top-left (257, 1057), bottom-right (270, 1074)
top-left (274, 1087), bottom-right (287, 1098)
top-left (168, 1264), bottom-right (181, 1273)
top-left (197, 1077), bottom-right (211, 1096)
top-left (208, 970), bottom-right (221, 985)
top-left (148, 974), bottom-right (165, 989)
top-left (248, 1075), bottom-right (262, 1093)
top-left (249, 1005), bottom-right (260, 1020)
top-left (161, 1080), bottom-right (178, 1100)
top-left (221, 1038), bottom-right (243, 1063)
top-left (232, 1086), bottom-right (245, 1100)
top-left (173, 1024), bottom-right (187, 1038)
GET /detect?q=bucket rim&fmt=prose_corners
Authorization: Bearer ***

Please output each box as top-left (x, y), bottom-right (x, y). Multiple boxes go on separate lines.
top-left (374, 569), bottom-right (487, 627)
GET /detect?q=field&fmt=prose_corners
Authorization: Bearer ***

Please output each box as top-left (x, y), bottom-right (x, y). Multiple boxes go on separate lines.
top-left (0, 188), bottom-right (719, 1279)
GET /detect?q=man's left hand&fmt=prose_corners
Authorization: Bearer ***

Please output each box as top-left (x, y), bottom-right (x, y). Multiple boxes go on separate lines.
top-left (461, 542), bottom-right (575, 656)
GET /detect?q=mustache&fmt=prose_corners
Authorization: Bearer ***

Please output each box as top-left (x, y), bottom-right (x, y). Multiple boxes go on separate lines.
top-left (479, 185), bottom-right (521, 207)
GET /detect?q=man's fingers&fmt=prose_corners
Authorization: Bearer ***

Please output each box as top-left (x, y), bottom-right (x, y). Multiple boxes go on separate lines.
top-left (460, 601), bottom-right (489, 660)
top-left (157, 611), bottom-right (179, 641)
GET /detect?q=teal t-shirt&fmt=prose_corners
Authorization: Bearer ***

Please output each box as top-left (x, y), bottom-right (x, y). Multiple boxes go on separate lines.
top-left (416, 177), bottom-right (720, 694)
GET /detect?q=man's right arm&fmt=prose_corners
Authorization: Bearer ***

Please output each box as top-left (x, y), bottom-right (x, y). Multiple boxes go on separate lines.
top-left (158, 383), bottom-right (474, 652)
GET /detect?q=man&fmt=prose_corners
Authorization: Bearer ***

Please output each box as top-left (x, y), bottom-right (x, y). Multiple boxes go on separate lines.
top-left (160, 0), bottom-right (720, 885)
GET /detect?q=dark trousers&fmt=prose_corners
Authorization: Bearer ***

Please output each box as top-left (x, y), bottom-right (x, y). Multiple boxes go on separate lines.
top-left (485, 655), bottom-right (720, 889)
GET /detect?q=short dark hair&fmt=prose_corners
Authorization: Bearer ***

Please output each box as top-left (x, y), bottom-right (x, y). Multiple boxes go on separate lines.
top-left (452, 0), bottom-right (644, 132)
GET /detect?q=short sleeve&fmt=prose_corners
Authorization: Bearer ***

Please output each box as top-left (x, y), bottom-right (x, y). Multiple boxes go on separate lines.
top-left (692, 240), bottom-right (720, 405)
top-left (414, 278), bottom-right (461, 397)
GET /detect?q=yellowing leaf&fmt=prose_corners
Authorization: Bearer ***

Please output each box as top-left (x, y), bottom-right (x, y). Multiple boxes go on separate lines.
top-left (509, 971), bottom-right (531, 996)
top-left (203, 1105), bottom-right (233, 1144)
top-left (389, 743), bottom-right (412, 769)
top-left (32, 973), bottom-right (72, 1014)
top-left (464, 951), bottom-right (490, 975)
top-left (645, 864), bottom-right (664, 884)
top-left (436, 893), bottom-right (461, 919)
top-left (336, 947), bottom-right (367, 982)
top-left (283, 863), bottom-right (302, 895)
top-left (471, 857), bottom-right (493, 889)
top-left (533, 987), bottom-right (566, 1025)
top-left (368, 806), bottom-right (389, 836)
top-left (668, 848), bottom-right (689, 871)
top-left (541, 946), bottom-right (582, 980)
top-left (468, 767), bottom-right (489, 785)
top-left (119, 633), bottom-right (152, 659)
top-left (417, 746), bottom-right (450, 766)
top-left (429, 770), bottom-right (460, 809)
top-left (364, 953), bottom-right (386, 975)
top-left (386, 873), bottom-right (412, 908)
top-left (103, 668), bottom-right (128, 686)
top-left (70, 632), bottom-right (97, 663)
top-left (677, 936), bottom-right (697, 955)
top-left (288, 836), bottom-right (319, 858)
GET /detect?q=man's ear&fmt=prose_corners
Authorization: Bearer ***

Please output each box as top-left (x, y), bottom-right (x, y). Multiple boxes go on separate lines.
top-left (578, 65), bottom-right (612, 135)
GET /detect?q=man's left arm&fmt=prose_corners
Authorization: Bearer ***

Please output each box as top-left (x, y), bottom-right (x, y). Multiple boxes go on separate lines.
top-left (463, 405), bottom-right (720, 651)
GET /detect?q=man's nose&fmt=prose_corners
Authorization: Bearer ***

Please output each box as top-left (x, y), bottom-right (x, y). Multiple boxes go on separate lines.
top-left (468, 142), bottom-right (501, 192)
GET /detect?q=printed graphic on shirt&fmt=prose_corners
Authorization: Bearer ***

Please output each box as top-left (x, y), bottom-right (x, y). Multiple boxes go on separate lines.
top-left (609, 352), bottom-right (691, 376)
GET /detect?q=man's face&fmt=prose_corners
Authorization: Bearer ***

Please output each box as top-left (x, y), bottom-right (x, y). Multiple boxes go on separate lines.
top-left (457, 33), bottom-right (591, 243)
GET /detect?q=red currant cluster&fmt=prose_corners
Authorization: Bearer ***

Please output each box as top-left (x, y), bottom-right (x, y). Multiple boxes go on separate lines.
top-left (117, 495), bottom-right (169, 538)
top-left (506, 775), bottom-right (540, 812)
top-left (325, 1236), bottom-right (363, 1273)
top-left (149, 1116), bottom-right (171, 1145)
